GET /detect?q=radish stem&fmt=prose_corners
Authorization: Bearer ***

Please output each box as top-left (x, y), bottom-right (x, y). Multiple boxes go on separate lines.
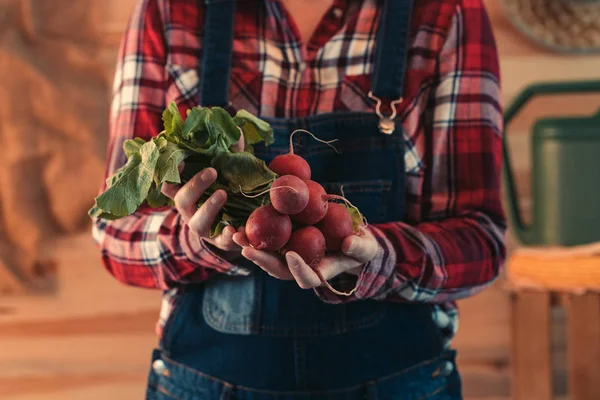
top-left (239, 185), bottom-right (298, 199)
top-left (323, 194), bottom-right (368, 228)
top-left (289, 129), bottom-right (340, 154)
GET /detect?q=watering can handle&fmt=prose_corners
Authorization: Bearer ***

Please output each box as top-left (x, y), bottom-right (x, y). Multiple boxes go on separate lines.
top-left (503, 80), bottom-right (600, 245)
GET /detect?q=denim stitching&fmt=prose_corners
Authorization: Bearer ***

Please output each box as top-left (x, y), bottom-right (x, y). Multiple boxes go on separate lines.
top-left (159, 353), bottom-right (445, 396)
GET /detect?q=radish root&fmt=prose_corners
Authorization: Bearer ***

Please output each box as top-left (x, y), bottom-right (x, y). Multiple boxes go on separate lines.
top-left (313, 267), bottom-right (357, 296)
top-left (324, 194), bottom-right (368, 228)
top-left (239, 185), bottom-right (298, 198)
top-left (289, 129), bottom-right (340, 154)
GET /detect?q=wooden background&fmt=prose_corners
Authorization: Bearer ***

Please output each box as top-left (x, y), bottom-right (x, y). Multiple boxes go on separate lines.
top-left (2, 0), bottom-right (600, 399)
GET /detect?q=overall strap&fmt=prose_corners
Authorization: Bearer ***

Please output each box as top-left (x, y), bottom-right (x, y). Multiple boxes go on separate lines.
top-left (370, 0), bottom-right (414, 101)
top-left (199, 0), bottom-right (237, 107)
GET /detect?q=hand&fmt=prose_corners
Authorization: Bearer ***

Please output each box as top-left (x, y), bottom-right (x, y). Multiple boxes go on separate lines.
top-left (232, 227), bottom-right (379, 291)
top-left (161, 134), bottom-right (245, 253)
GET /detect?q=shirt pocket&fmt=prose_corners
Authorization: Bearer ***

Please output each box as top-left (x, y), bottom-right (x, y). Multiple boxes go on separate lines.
top-left (166, 64), bottom-right (262, 114)
top-left (166, 64), bottom-right (201, 109)
top-left (338, 73), bottom-right (375, 113)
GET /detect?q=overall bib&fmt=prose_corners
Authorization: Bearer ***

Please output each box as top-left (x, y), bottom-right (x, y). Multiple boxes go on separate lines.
top-left (146, 1), bottom-right (462, 399)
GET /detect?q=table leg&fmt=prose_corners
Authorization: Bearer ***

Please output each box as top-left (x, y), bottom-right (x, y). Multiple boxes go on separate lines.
top-left (566, 292), bottom-right (600, 400)
top-left (511, 291), bottom-right (553, 400)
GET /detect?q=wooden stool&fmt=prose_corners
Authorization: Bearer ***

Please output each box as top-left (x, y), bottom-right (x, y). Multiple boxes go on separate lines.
top-left (507, 246), bottom-right (600, 400)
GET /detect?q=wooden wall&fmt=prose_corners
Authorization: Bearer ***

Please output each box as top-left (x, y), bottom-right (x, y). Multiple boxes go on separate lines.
top-left (451, 1), bottom-right (600, 398)
top-left (1, 1), bottom-right (600, 399)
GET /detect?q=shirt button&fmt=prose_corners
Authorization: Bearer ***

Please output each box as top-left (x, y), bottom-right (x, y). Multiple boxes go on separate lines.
top-left (332, 8), bottom-right (343, 19)
top-left (152, 359), bottom-right (167, 375)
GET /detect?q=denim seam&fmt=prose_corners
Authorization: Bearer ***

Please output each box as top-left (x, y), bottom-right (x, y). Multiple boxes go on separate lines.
top-left (248, 311), bottom-right (386, 337)
top-left (159, 352), bottom-right (446, 396)
top-left (415, 380), bottom-right (461, 400)
top-left (157, 385), bottom-right (182, 400)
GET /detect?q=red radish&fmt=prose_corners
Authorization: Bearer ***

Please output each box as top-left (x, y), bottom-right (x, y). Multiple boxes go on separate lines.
top-left (316, 202), bottom-right (355, 251)
top-left (268, 129), bottom-right (340, 180)
top-left (291, 180), bottom-right (328, 225)
top-left (281, 226), bottom-right (326, 267)
top-left (269, 154), bottom-right (311, 181)
top-left (269, 175), bottom-right (309, 215)
top-left (246, 205), bottom-right (292, 251)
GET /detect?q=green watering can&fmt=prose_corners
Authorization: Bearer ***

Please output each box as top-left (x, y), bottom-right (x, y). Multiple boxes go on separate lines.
top-left (503, 80), bottom-right (600, 247)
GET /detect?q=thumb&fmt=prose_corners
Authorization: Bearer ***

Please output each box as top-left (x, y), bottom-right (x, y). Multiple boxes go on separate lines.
top-left (341, 230), bottom-right (378, 263)
top-left (230, 128), bottom-right (245, 153)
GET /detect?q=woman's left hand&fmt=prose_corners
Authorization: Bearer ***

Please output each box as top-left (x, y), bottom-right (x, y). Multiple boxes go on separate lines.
top-left (232, 227), bottom-right (379, 290)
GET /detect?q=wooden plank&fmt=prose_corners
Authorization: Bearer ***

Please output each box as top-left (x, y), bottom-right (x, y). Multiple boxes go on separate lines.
top-left (0, 310), bottom-right (157, 338)
top-left (458, 360), bottom-right (510, 399)
top-left (511, 291), bottom-right (553, 400)
top-left (566, 293), bottom-right (600, 400)
top-left (454, 281), bottom-right (510, 361)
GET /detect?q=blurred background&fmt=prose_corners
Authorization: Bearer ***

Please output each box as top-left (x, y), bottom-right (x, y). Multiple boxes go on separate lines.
top-left (1, 0), bottom-right (599, 399)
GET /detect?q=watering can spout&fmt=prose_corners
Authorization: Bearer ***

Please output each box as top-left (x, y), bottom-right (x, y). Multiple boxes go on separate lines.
top-left (503, 80), bottom-right (600, 247)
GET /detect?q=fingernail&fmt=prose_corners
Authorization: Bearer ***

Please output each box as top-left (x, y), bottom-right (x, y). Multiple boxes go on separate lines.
top-left (345, 239), bottom-right (357, 256)
top-left (210, 190), bottom-right (225, 205)
top-left (286, 253), bottom-right (298, 268)
top-left (201, 168), bottom-right (216, 182)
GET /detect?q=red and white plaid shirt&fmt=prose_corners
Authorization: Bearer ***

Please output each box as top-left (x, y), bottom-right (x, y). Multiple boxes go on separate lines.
top-left (93, 0), bottom-right (506, 345)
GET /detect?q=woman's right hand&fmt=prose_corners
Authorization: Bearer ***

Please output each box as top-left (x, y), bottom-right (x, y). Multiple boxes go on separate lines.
top-left (160, 132), bottom-right (245, 254)
top-left (161, 166), bottom-right (240, 253)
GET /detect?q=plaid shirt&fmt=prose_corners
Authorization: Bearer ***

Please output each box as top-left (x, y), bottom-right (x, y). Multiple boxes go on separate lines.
top-left (93, 0), bottom-right (506, 344)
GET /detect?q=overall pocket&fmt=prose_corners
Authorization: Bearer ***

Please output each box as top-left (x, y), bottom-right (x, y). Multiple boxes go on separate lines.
top-left (373, 351), bottom-right (462, 400)
top-left (320, 179), bottom-right (392, 225)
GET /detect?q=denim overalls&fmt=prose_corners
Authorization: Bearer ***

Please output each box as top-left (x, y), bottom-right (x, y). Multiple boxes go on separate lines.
top-left (146, 1), bottom-right (462, 399)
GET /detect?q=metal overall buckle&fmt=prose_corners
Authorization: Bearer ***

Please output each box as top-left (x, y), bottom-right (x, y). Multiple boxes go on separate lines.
top-left (368, 91), bottom-right (403, 135)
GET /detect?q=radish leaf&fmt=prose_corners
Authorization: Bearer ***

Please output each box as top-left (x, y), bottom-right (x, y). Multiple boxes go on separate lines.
top-left (93, 140), bottom-right (160, 218)
top-left (154, 138), bottom-right (189, 185)
top-left (211, 151), bottom-right (277, 193)
top-left (162, 102), bottom-right (184, 138)
top-left (233, 109), bottom-right (274, 146)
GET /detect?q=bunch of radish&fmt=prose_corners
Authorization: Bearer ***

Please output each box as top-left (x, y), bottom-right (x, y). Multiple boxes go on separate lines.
top-left (244, 131), bottom-right (365, 296)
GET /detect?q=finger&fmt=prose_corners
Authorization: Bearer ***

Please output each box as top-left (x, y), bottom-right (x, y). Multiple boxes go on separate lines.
top-left (212, 226), bottom-right (239, 251)
top-left (161, 182), bottom-right (181, 199)
top-left (285, 252), bottom-right (322, 289)
top-left (317, 255), bottom-right (362, 281)
top-left (230, 129), bottom-right (245, 153)
top-left (188, 189), bottom-right (227, 237)
top-left (232, 231), bottom-right (250, 247)
top-left (173, 168), bottom-right (217, 222)
top-left (341, 228), bottom-right (379, 263)
top-left (242, 247), bottom-right (294, 280)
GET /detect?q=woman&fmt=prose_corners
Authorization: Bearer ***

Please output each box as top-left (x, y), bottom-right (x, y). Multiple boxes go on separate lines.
top-left (93, 0), bottom-right (506, 398)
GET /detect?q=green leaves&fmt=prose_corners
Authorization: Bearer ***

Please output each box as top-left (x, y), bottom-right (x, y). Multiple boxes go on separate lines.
top-left (344, 204), bottom-right (365, 232)
top-left (162, 102), bottom-right (184, 139)
top-left (94, 140), bottom-right (161, 219)
top-left (209, 107), bottom-right (242, 149)
top-left (211, 151), bottom-right (277, 193)
top-left (89, 101), bottom-right (277, 236)
top-left (233, 109), bottom-right (274, 148)
top-left (154, 138), bottom-right (188, 185)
